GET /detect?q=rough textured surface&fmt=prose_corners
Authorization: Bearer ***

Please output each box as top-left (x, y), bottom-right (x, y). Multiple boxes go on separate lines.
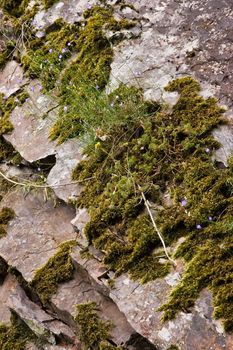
top-left (109, 0), bottom-right (233, 165)
top-left (1, 0), bottom-right (233, 349)
top-left (70, 247), bottom-right (233, 350)
top-left (51, 266), bottom-right (138, 348)
top-left (0, 61), bottom-right (28, 98)
top-left (0, 274), bottom-right (19, 325)
top-left (0, 189), bottom-right (76, 282)
top-left (7, 280), bottom-right (76, 344)
top-left (47, 139), bottom-right (84, 203)
top-left (4, 80), bottom-right (57, 162)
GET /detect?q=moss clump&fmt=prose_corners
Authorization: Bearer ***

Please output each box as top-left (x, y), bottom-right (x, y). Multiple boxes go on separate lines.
top-left (0, 91), bottom-right (28, 164)
top-left (30, 240), bottom-right (76, 305)
top-left (42, 0), bottom-right (59, 9)
top-left (0, 312), bottom-right (36, 350)
top-left (167, 346), bottom-right (180, 350)
top-left (0, 0), bottom-right (29, 17)
top-left (0, 207), bottom-right (15, 237)
top-left (0, 41), bottom-right (16, 69)
top-left (75, 302), bottom-right (121, 349)
top-left (71, 77), bottom-right (233, 330)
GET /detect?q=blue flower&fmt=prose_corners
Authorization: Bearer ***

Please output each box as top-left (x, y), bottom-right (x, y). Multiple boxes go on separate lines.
top-left (181, 199), bottom-right (187, 206)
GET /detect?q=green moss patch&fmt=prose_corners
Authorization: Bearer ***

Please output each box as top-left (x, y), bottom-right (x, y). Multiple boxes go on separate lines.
top-left (0, 91), bottom-right (28, 164)
top-left (0, 207), bottom-right (15, 238)
top-left (0, 312), bottom-right (36, 350)
top-left (71, 77), bottom-right (233, 330)
top-left (0, 0), bottom-right (29, 17)
top-left (30, 240), bottom-right (76, 305)
top-left (75, 302), bottom-right (121, 349)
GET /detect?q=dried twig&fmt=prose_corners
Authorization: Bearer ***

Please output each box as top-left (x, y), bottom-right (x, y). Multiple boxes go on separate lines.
top-left (139, 186), bottom-right (176, 266)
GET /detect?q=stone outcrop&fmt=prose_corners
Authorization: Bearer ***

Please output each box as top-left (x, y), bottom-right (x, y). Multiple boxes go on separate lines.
top-left (1, 0), bottom-right (233, 349)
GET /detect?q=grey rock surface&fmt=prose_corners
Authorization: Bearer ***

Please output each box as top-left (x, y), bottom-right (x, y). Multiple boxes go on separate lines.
top-left (47, 139), bottom-right (84, 203)
top-left (0, 188), bottom-right (76, 282)
top-left (4, 80), bottom-right (57, 162)
top-left (109, 0), bottom-right (233, 165)
top-left (7, 281), bottom-right (76, 344)
top-left (0, 60), bottom-right (28, 98)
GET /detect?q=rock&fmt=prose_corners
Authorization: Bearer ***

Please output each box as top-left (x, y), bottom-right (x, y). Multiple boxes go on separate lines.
top-left (110, 275), bottom-right (233, 350)
top-left (0, 274), bottom-right (18, 325)
top-left (0, 61), bottom-right (28, 98)
top-left (33, 0), bottom-right (98, 31)
top-left (0, 188), bottom-right (76, 282)
top-left (47, 139), bottom-right (84, 203)
top-left (4, 80), bottom-right (57, 162)
top-left (108, 0), bottom-right (233, 166)
top-left (51, 263), bottom-right (139, 348)
top-left (7, 281), bottom-right (76, 344)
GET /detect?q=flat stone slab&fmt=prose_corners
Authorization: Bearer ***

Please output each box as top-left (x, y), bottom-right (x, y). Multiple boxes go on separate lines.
top-left (47, 140), bottom-right (84, 203)
top-left (0, 188), bottom-right (76, 282)
top-left (4, 80), bottom-right (57, 162)
top-left (51, 265), bottom-right (137, 347)
top-left (0, 274), bottom-right (19, 325)
top-left (70, 244), bottom-right (233, 350)
top-left (33, 0), bottom-right (97, 32)
top-left (0, 60), bottom-right (28, 98)
top-left (7, 280), bottom-right (76, 344)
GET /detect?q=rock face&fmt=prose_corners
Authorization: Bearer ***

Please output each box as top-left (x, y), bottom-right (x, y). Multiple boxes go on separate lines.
top-left (4, 79), bottom-right (57, 162)
top-left (47, 139), bottom-right (84, 203)
top-left (0, 61), bottom-right (28, 97)
top-left (1, 0), bottom-right (233, 349)
top-left (0, 189), bottom-right (76, 282)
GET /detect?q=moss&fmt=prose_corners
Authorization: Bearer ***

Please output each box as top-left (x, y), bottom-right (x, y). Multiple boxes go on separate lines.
top-left (21, 5), bottom-right (135, 143)
top-left (167, 346), bottom-right (180, 350)
top-left (0, 312), bottom-right (36, 350)
top-left (0, 91), bottom-right (28, 164)
top-left (30, 240), bottom-right (77, 305)
top-left (75, 302), bottom-right (121, 349)
top-left (42, 0), bottom-right (59, 9)
top-left (1, 0), bottom-right (29, 17)
top-left (71, 77), bottom-right (233, 330)
top-left (0, 207), bottom-right (15, 237)
top-left (0, 41), bottom-right (15, 69)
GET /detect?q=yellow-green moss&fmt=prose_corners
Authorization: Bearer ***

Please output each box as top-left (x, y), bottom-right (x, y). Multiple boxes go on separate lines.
top-left (0, 0), bottom-right (29, 17)
top-left (0, 207), bottom-right (15, 237)
top-left (42, 0), bottom-right (58, 9)
top-left (0, 312), bottom-right (36, 350)
top-left (0, 91), bottom-right (28, 164)
top-left (167, 346), bottom-right (180, 350)
top-left (30, 240), bottom-right (76, 305)
top-left (71, 77), bottom-right (233, 330)
top-left (75, 302), bottom-right (121, 349)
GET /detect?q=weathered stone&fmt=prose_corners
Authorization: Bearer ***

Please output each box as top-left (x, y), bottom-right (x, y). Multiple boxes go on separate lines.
top-left (33, 0), bottom-right (98, 32)
top-left (4, 80), bottom-right (57, 162)
top-left (47, 139), bottom-right (84, 203)
top-left (108, 0), bottom-right (233, 166)
top-left (7, 281), bottom-right (76, 344)
top-left (0, 274), bottom-right (18, 325)
top-left (110, 274), bottom-right (233, 350)
top-left (70, 208), bottom-right (89, 246)
top-left (51, 264), bottom-right (139, 348)
top-left (0, 60), bottom-right (28, 98)
top-left (0, 188), bottom-right (76, 282)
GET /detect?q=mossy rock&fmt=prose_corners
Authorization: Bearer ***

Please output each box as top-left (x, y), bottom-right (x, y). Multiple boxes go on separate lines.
top-left (30, 240), bottom-right (77, 305)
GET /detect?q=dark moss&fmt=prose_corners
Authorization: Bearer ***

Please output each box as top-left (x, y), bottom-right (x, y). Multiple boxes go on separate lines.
top-left (42, 0), bottom-right (59, 9)
top-left (167, 346), bottom-right (180, 350)
top-left (0, 312), bottom-right (36, 350)
top-left (0, 256), bottom-right (8, 283)
top-left (75, 302), bottom-right (121, 349)
top-left (1, 0), bottom-right (29, 17)
top-left (30, 240), bottom-right (77, 305)
top-left (0, 207), bottom-right (15, 238)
